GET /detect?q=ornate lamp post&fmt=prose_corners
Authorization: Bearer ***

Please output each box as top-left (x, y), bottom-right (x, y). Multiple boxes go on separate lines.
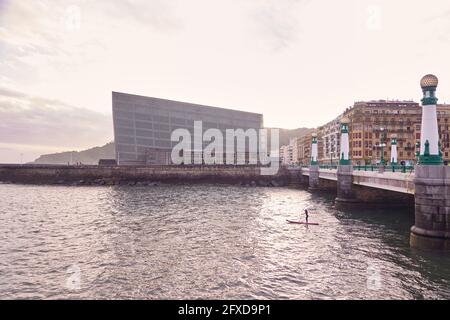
top-left (308, 133), bottom-right (320, 190)
top-left (311, 133), bottom-right (318, 165)
top-left (380, 127), bottom-right (387, 165)
top-left (339, 118), bottom-right (351, 165)
top-left (390, 134), bottom-right (398, 165)
top-left (418, 74), bottom-right (443, 164)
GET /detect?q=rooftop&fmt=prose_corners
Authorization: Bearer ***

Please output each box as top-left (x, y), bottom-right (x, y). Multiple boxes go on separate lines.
top-left (112, 91), bottom-right (263, 117)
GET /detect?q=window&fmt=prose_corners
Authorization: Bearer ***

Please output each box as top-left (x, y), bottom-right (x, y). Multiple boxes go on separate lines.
top-left (117, 128), bottom-right (135, 136)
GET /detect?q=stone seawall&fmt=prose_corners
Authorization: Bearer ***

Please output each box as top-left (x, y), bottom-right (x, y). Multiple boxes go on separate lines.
top-left (0, 165), bottom-right (293, 186)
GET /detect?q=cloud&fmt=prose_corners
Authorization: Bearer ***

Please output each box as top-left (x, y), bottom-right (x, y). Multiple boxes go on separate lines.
top-left (422, 9), bottom-right (450, 43)
top-left (1, 0), bottom-right (450, 135)
top-left (91, 0), bottom-right (181, 31)
top-left (0, 87), bottom-right (113, 160)
top-left (422, 9), bottom-right (450, 23)
top-left (0, 1), bottom-right (180, 86)
top-left (248, 0), bottom-right (309, 51)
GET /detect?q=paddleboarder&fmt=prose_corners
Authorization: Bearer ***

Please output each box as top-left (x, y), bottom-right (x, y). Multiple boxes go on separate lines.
top-left (304, 209), bottom-right (309, 224)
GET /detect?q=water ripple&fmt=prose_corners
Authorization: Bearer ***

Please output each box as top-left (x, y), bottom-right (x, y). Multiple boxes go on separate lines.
top-left (0, 184), bottom-right (449, 299)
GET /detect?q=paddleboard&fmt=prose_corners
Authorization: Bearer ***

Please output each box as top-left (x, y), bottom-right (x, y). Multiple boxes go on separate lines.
top-left (286, 220), bottom-right (319, 225)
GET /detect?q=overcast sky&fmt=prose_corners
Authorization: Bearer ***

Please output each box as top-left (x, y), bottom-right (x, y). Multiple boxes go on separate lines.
top-left (1, 0), bottom-right (450, 163)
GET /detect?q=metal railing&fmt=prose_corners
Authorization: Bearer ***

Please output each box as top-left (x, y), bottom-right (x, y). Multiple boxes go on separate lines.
top-left (319, 164), bottom-right (338, 170)
top-left (353, 165), bottom-right (414, 173)
top-left (286, 164), bottom-right (415, 173)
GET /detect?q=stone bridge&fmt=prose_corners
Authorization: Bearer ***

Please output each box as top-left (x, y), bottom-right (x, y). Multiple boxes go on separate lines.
top-left (298, 167), bottom-right (415, 194)
top-left (287, 164), bottom-right (450, 250)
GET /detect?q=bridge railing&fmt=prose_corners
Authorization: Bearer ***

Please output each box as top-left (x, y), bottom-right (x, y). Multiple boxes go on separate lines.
top-left (299, 164), bottom-right (415, 173)
top-left (353, 165), bottom-right (414, 173)
top-left (319, 164), bottom-right (338, 170)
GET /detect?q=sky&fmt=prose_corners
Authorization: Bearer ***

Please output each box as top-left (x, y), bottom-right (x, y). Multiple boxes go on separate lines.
top-left (1, 0), bottom-right (450, 163)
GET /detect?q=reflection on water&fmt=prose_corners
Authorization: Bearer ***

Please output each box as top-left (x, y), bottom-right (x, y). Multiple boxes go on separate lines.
top-left (0, 184), bottom-right (449, 299)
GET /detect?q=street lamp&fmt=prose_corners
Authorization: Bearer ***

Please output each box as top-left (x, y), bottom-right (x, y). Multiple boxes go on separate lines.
top-left (415, 141), bottom-right (420, 164)
top-left (380, 127), bottom-right (387, 165)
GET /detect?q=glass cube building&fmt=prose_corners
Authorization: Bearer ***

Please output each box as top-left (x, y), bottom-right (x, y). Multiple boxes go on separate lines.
top-left (112, 92), bottom-right (264, 165)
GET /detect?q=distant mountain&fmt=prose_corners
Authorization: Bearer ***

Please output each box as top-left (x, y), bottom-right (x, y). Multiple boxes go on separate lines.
top-left (31, 128), bottom-right (312, 164)
top-left (32, 142), bottom-right (115, 165)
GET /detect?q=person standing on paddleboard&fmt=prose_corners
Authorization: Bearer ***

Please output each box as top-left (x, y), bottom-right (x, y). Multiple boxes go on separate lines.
top-left (304, 209), bottom-right (309, 224)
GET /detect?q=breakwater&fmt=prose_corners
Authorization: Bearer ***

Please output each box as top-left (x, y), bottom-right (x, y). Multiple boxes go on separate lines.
top-left (0, 165), bottom-right (293, 186)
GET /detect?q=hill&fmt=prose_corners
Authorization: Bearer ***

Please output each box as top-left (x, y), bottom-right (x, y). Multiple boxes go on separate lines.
top-left (32, 142), bottom-right (115, 165)
top-left (31, 128), bottom-right (312, 164)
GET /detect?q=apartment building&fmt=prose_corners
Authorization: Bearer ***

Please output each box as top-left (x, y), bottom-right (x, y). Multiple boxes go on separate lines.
top-left (317, 101), bottom-right (450, 165)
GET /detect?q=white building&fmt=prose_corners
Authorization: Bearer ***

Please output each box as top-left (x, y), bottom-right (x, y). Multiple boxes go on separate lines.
top-left (280, 139), bottom-right (295, 165)
top-left (318, 114), bottom-right (342, 164)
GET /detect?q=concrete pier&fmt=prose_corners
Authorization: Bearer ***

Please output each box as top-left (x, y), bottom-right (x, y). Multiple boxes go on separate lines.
top-left (335, 164), bottom-right (356, 205)
top-left (410, 165), bottom-right (450, 250)
top-left (308, 165), bottom-right (320, 190)
top-left (0, 165), bottom-right (292, 186)
top-left (410, 74), bottom-right (449, 250)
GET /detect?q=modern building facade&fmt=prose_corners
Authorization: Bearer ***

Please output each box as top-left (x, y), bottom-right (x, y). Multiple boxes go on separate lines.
top-left (112, 92), bottom-right (263, 165)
